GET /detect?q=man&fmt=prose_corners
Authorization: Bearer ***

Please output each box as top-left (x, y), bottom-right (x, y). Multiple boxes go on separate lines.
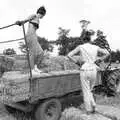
top-left (67, 32), bottom-right (109, 114)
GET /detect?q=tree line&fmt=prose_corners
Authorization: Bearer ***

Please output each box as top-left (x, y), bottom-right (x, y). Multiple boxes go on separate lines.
top-left (3, 27), bottom-right (120, 63)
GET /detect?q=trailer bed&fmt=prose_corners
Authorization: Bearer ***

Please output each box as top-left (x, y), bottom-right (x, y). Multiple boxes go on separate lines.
top-left (0, 70), bottom-right (81, 103)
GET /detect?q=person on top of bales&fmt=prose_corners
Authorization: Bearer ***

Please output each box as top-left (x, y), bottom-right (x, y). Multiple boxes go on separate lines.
top-left (16, 6), bottom-right (46, 74)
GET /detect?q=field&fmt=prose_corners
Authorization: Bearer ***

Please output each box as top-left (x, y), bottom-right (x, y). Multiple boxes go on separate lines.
top-left (0, 54), bottom-right (120, 120)
top-left (0, 94), bottom-right (120, 120)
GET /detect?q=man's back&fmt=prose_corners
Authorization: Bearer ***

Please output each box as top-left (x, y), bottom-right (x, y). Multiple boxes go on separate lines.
top-left (80, 43), bottom-right (99, 63)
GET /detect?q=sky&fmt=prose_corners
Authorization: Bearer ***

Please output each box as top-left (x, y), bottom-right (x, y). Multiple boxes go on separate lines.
top-left (0, 0), bottom-right (120, 54)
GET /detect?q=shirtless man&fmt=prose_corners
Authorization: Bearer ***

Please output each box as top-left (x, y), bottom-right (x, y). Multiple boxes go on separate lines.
top-left (67, 34), bottom-right (109, 114)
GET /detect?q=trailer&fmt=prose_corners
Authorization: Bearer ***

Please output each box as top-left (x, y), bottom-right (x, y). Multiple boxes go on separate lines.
top-left (0, 70), bottom-right (82, 120)
top-left (0, 22), bottom-right (84, 120)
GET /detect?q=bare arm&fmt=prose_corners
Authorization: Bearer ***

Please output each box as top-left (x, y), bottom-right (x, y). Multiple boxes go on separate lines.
top-left (67, 46), bottom-right (81, 63)
top-left (15, 14), bottom-right (36, 25)
top-left (68, 46), bottom-right (80, 57)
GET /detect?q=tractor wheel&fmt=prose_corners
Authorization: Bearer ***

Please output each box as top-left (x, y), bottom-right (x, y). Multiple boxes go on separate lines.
top-left (107, 69), bottom-right (120, 95)
top-left (35, 99), bottom-right (62, 120)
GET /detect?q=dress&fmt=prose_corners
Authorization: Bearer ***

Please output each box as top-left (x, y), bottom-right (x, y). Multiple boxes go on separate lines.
top-left (26, 14), bottom-right (44, 69)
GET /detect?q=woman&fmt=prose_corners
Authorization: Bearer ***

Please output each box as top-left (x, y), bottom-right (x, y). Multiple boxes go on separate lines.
top-left (16, 6), bottom-right (46, 74)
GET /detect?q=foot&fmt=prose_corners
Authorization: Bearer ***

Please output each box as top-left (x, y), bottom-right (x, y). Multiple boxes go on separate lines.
top-left (86, 106), bottom-right (96, 115)
top-left (34, 65), bottom-right (41, 72)
top-left (86, 110), bottom-right (96, 115)
top-left (33, 65), bottom-right (43, 73)
top-left (92, 106), bottom-right (96, 113)
top-left (31, 66), bottom-right (43, 75)
top-left (31, 69), bottom-right (41, 75)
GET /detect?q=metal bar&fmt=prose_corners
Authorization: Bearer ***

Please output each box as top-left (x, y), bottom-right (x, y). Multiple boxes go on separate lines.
top-left (22, 24), bottom-right (32, 94)
top-left (0, 23), bottom-right (16, 30)
top-left (0, 38), bottom-right (24, 44)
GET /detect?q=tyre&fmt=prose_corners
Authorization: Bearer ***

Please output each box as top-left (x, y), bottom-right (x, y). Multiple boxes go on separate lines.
top-left (35, 99), bottom-right (62, 120)
top-left (107, 69), bottom-right (120, 95)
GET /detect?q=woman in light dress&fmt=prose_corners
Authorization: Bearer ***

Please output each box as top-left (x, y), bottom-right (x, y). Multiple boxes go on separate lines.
top-left (16, 6), bottom-right (46, 74)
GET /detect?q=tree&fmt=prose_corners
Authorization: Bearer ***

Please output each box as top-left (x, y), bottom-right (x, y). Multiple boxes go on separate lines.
top-left (93, 30), bottom-right (111, 62)
top-left (37, 37), bottom-right (53, 52)
top-left (68, 37), bottom-right (81, 51)
top-left (107, 50), bottom-right (120, 63)
top-left (19, 36), bottom-right (53, 54)
top-left (3, 48), bottom-right (16, 55)
top-left (56, 26), bottom-right (94, 55)
top-left (56, 27), bottom-right (70, 55)
top-left (93, 30), bottom-right (110, 50)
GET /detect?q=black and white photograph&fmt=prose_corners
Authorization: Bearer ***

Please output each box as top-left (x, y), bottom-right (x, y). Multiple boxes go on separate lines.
top-left (0, 0), bottom-right (120, 120)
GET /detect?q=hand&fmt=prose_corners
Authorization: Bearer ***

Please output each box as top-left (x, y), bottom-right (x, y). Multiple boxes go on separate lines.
top-left (95, 59), bottom-right (102, 66)
top-left (15, 20), bottom-right (24, 26)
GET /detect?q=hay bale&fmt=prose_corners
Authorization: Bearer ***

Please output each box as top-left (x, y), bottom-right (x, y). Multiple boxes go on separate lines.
top-left (97, 105), bottom-right (120, 120)
top-left (0, 55), bottom-right (83, 73)
top-left (60, 107), bottom-right (111, 120)
top-left (0, 55), bottom-right (15, 76)
top-left (39, 55), bottom-right (82, 72)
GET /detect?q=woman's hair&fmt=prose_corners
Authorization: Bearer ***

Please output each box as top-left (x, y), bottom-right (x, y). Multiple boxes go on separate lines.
top-left (36, 6), bottom-right (46, 16)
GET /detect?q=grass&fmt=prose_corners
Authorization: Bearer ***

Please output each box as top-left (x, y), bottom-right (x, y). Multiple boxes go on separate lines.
top-left (59, 93), bottom-right (120, 120)
top-left (96, 94), bottom-right (120, 109)
top-left (4, 94), bottom-right (120, 120)
top-left (1, 54), bottom-right (120, 120)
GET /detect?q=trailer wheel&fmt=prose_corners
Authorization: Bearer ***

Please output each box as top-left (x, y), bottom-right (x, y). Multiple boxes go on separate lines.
top-left (35, 99), bottom-right (61, 120)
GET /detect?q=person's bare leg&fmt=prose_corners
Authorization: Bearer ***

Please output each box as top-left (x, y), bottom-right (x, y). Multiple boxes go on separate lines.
top-left (29, 53), bottom-right (43, 74)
